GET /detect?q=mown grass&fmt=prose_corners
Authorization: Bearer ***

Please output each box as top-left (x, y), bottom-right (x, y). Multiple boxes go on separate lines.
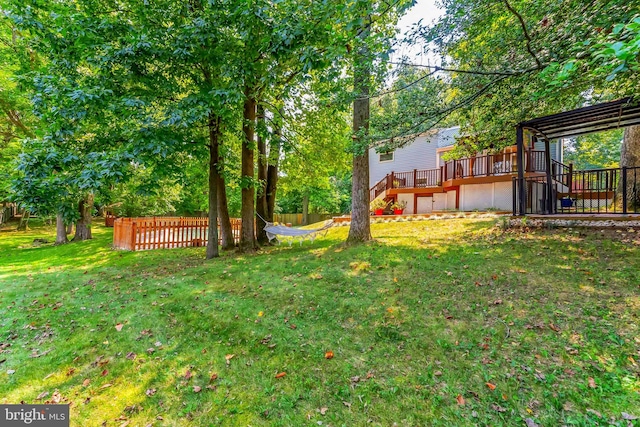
top-left (0, 217), bottom-right (639, 426)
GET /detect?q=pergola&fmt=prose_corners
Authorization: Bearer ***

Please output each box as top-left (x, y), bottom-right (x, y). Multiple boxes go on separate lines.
top-left (515, 97), bottom-right (640, 214)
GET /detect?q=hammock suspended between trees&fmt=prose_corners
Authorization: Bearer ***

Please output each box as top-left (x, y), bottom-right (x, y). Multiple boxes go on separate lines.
top-left (263, 219), bottom-right (334, 246)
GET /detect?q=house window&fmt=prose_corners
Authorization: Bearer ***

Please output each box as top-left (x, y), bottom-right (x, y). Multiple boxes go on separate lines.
top-left (379, 151), bottom-right (394, 162)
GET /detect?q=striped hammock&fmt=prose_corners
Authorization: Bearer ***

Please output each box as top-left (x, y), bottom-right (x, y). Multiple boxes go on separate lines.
top-left (263, 220), bottom-right (334, 246)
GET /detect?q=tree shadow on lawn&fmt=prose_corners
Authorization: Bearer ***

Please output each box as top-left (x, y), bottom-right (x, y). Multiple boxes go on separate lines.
top-left (2, 218), bottom-right (639, 426)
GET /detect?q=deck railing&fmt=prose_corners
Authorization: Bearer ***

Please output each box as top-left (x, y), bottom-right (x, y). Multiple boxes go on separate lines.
top-left (514, 166), bottom-right (640, 215)
top-left (368, 150), bottom-right (565, 202)
top-left (113, 216), bottom-right (242, 250)
top-left (443, 150), bottom-right (548, 181)
top-left (370, 177), bottom-right (388, 200)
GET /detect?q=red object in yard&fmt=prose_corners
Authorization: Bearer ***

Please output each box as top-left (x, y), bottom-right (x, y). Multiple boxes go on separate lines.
top-left (105, 214), bottom-right (117, 227)
top-left (374, 209), bottom-right (384, 216)
top-left (393, 209), bottom-right (404, 215)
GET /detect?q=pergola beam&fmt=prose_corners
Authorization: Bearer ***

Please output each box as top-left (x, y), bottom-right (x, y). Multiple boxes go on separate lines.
top-left (515, 97), bottom-right (640, 216)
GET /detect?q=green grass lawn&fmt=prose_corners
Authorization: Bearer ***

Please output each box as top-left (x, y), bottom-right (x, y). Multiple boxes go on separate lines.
top-left (0, 217), bottom-right (639, 426)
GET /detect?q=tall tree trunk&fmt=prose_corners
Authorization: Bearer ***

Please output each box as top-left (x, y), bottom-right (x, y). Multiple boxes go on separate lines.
top-left (256, 105), bottom-right (271, 244)
top-left (217, 171), bottom-right (235, 250)
top-left (301, 191), bottom-right (309, 225)
top-left (239, 88), bottom-right (257, 252)
top-left (265, 123), bottom-right (281, 221)
top-left (347, 33), bottom-right (372, 243)
top-left (55, 213), bottom-right (68, 245)
top-left (206, 114), bottom-right (220, 259)
top-left (17, 208), bottom-right (29, 231)
top-left (73, 194), bottom-right (93, 241)
top-left (618, 125), bottom-right (640, 210)
top-left (66, 223), bottom-right (73, 235)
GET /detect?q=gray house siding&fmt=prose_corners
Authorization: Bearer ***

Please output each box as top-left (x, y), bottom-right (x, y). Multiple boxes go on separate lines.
top-left (532, 139), bottom-right (562, 162)
top-left (369, 127), bottom-right (460, 188)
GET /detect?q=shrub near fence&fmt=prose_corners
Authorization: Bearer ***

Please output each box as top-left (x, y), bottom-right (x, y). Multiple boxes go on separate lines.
top-left (113, 217), bottom-right (242, 251)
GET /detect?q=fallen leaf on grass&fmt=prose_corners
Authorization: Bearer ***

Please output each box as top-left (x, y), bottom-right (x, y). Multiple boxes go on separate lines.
top-left (587, 408), bottom-right (602, 418)
top-left (486, 382), bottom-right (496, 390)
top-left (456, 394), bottom-right (465, 406)
top-left (184, 370), bottom-right (192, 380)
top-left (82, 378), bottom-right (90, 387)
top-left (115, 323), bottom-right (124, 332)
top-left (324, 351), bottom-right (334, 359)
top-left (209, 373), bottom-right (218, 382)
top-left (342, 401), bottom-right (351, 408)
top-left (260, 335), bottom-right (272, 345)
top-left (100, 383), bottom-right (112, 389)
top-left (549, 323), bottom-right (561, 333)
top-left (225, 354), bottom-right (235, 366)
top-left (524, 418), bottom-right (539, 427)
top-left (434, 371), bottom-right (443, 377)
top-left (319, 407), bottom-right (328, 415)
top-left (145, 388), bottom-right (156, 397)
top-left (622, 412), bottom-right (638, 420)
top-left (101, 369), bottom-right (108, 377)
top-left (491, 403), bottom-right (506, 412)
top-left (36, 391), bottom-right (49, 400)
top-left (588, 377), bottom-right (596, 388)
top-left (275, 372), bottom-right (286, 379)
top-left (126, 352), bottom-right (136, 360)
top-left (193, 386), bottom-right (201, 393)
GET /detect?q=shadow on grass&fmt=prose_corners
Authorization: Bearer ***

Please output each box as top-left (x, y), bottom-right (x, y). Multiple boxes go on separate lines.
top-left (1, 218), bottom-right (639, 426)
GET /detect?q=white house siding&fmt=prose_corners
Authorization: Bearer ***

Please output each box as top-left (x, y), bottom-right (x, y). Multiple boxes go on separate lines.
top-left (397, 193), bottom-right (415, 214)
top-left (368, 127), bottom-right (460, 188)
top-left (416, 196), bottom-right (433, 213)
top-left (459, 182), bottom-right (512, 211)
top-left (446, 191), bottom-right (457, 210)
top-left (433, 193), bottom-right (447, 211)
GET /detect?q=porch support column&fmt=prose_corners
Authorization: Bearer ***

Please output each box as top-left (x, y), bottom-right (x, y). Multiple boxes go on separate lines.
top-left (516, 125), bottom-right (526, 215)
top-left (544, 138), bottom-right (554, 214)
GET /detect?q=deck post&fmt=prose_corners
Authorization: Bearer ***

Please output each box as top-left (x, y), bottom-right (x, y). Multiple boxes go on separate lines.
top-left (512, 178), bottom-right (517, 215)
top-left (413, 169), bottom-right (417, 188)
top-left (516, 126), bottom-right (525, 215)
top-left (568, 163), bottom-right (573, 199)
top-left (390, 172), bottom-right (395, 188)
top-left (544, 138), bottom-right (554, 214)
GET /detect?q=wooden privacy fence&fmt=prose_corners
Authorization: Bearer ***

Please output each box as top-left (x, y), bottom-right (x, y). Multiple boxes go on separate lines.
top-left (273, 213), bottom-right (337, 226)
top-left (0, 203), bottom-right (16, 226)
top-left (113, 217), bottom-right (242, 251)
